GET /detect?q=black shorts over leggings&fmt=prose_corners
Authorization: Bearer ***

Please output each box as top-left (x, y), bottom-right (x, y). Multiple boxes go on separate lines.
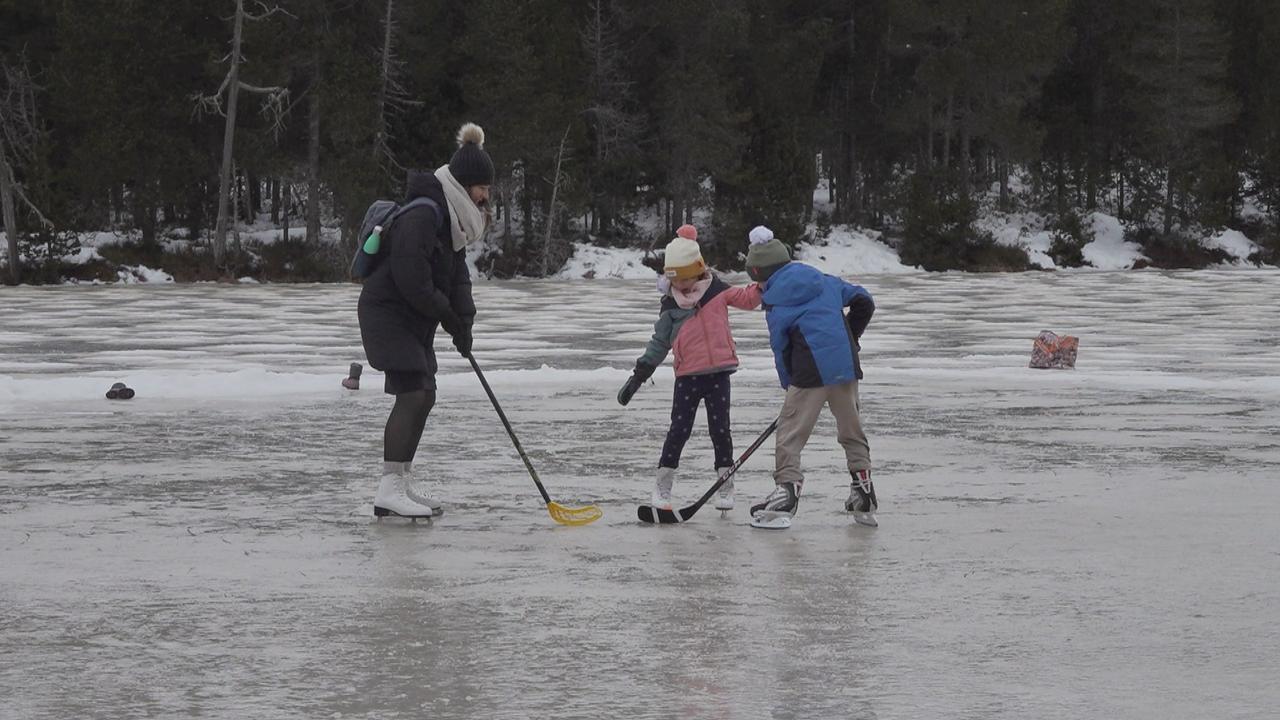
top-left (384, 370), bottom-right (434, 395)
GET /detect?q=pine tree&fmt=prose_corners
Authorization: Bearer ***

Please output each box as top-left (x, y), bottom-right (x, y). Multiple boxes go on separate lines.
top-left (1127, 0), bottom-right (1240, 235)
top-left (581, 0), bottom-right (642, 239)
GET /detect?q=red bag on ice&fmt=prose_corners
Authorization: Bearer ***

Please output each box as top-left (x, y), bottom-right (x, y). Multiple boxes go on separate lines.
top-left (1030, 331), bottom-right (1079, 369)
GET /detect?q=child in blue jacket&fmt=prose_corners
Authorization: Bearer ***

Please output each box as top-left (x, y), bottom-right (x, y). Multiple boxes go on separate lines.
top-left (743, 226), bottom-right (879, 527)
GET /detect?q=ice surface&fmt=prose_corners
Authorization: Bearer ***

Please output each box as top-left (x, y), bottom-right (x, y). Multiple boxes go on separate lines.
top-left (2, 270), bottom-right (1279, 719)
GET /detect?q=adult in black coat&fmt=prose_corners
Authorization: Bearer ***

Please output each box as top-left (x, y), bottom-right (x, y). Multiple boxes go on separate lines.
top-left (358, 122), bottom-right (494, 518)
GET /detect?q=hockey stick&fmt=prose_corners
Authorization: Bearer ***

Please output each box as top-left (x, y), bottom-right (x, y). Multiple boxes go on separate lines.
top-left (468, 356), bottom-right (603, 526)
top-left (637, 416), bottom-right (779, 524)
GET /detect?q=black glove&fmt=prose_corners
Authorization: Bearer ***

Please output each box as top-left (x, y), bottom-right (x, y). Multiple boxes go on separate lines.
top-left (617, 361), bottom-right (657, 406)
top-left (452, 318), bottom-right (473, 357)
top-left (433, 290), bottom-right (462, 332)
top-left (846, 294), bottom-right (875, 339)
top-left (437, 310), bottom-right (460, 336)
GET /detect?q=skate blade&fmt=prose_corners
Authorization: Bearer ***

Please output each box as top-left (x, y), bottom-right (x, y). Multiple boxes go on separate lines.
top-left (373, 506), bottom-right (436, 519)
top-left (750, 512), bottom-right (793, 530)
top-left (852, 511), bottom-right (878, 527)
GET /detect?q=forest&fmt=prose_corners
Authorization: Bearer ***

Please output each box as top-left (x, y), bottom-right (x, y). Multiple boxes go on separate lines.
top-left (1, 0), bottom-right (1276, 284)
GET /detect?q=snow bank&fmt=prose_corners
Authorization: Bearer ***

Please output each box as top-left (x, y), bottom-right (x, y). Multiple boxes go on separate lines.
top-left (980, 211), bottom-right (1056, 269)
top-left (1082, 212), bottom-right (1146, 270)
top-left (555, 243), bottom-right (657, 279)
top-left (0, 364), bottom-right (627, 409)
top-left (117, 265), bottom-right (175, 283)
top-left (1203, 229), bottom-right (1259, 263)
top-left (0, 368), bottom-right (331, 406)
top-left (794, 226), bottom-right (918, 275)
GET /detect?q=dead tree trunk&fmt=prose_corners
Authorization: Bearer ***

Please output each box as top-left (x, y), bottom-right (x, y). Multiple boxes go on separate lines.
top-left (373, 0), bottom-right (395, 165)
top-left (196, 0), bottom-right (290, 269)
top-left (541, 125), bottom-right (571, 277)
top-left (1, 56), bottom-right (49, 285)
top-left (1, 147), bottom-right (18, 284)
top-left (306, 76), bottom-right (321, 244)
top-left (210, 3), bottom-right (243, 268)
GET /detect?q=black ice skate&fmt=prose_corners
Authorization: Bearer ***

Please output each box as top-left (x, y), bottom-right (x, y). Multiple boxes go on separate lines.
top-left (749, 482), bottom-right (799, 529)
top-left (846, 470), bottom-right (878, 527)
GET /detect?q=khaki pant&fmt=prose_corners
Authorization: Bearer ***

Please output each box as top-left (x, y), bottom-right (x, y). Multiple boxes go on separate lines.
top-left (774, 381), bottom-right (870, 487)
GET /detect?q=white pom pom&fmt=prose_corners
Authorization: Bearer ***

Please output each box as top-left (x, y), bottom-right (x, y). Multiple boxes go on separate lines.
top-left (457, 122), bottom-right (485, 147)
top-left (748, 225), bottom-right (774, 245)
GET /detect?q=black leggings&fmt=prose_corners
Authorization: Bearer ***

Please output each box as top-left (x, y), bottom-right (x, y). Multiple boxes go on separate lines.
top-left (384, 389), bottom-right (435, 462)
top-left (659, 371), bottom-right (733, 469)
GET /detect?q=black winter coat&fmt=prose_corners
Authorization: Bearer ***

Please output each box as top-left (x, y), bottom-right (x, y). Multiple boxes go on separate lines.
top-left (358, 172), bottom-right (475, 376)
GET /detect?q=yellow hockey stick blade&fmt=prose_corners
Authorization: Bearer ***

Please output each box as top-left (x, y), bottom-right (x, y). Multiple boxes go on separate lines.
top-left (546, 501), bottom-right (603, 526)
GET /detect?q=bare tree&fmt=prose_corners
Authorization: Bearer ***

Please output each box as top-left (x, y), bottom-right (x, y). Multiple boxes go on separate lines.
top-left (542, 125), bottom-right (572, 277)
top-left (306, 68), bottom-right (321, 245)
top-left (1, 55), bottom-right (52, 285)
top-left (193, 0), bottom-right (291, 269)
top-left (372, 0), bottom-right (421, 171)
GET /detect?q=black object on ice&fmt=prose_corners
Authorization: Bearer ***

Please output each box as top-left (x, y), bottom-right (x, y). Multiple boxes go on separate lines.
top-left (105, 382), bottom-right (135, 400)
top-left (637, 415), bottom-right (779, 524)
top-left (342, 362), bottom-right (362, 390)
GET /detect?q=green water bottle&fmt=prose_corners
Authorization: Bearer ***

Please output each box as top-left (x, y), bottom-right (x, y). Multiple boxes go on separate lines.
top-left (363, 225), bottom-right (383, 254)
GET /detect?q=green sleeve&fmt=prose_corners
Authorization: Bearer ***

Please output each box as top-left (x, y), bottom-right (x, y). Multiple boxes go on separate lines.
top-left (637, 311), bottom-right (675, 367)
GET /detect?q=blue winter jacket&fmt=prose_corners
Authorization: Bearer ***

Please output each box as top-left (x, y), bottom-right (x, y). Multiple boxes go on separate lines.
top-left (761, 262), bottom-right (875, 389)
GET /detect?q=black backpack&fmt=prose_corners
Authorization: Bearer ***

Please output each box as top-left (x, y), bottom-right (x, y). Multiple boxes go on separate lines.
top-left (349, 196), bottom-right (443, 281)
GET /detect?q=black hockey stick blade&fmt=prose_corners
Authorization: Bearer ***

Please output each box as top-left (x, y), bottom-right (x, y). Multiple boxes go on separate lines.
top-left (636, 416), bottom-right (779, 525)
top-left (636, 505), bottom-right (686, 524)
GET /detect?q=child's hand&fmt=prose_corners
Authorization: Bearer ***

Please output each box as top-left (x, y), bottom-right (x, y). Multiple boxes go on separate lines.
top-left (617, 375), bottom-right (644, 406)
top-left (617, 361), bottom-right (657, 406)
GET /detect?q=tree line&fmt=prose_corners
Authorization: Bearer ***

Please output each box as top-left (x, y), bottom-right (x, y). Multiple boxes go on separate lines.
top-left (1, 0), bottom-right (1276, 284)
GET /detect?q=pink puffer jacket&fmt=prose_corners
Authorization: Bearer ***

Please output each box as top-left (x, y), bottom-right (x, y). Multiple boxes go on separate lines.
top-left (670, 282), bottom-right (762, 376)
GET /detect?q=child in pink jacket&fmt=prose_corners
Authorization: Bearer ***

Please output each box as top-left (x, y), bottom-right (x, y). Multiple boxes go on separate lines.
top-left (617, 225), bottom-right (762, 510)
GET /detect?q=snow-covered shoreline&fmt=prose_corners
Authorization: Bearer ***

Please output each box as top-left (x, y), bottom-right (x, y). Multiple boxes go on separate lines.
top-left (2, 206), bottom-right (1273, 285)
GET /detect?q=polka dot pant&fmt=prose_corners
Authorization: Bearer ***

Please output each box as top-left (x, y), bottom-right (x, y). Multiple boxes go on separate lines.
top-left (659, 370), bottom-right (734, 469)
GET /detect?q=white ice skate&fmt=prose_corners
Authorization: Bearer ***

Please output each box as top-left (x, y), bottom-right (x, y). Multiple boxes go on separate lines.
top-left (651, 467), bottom-right (676, 511)
top-left (373, 471), bottom-right (435, 519)
top-left (403, 462), bottom-right (444, 515)
top-left (712, 466), bottom-right (735, 513)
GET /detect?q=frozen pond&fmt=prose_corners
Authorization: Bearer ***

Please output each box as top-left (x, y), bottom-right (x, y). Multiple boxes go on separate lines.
top-left (2, 270), bottom-right (1278, 719)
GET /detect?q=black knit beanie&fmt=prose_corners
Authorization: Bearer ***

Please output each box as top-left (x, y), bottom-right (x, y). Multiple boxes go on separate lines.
top-left (448, 122), bottom-right (495, 187)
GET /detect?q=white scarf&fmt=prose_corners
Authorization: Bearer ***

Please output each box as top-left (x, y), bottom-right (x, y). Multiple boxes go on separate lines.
top-left (434, 165), bottom-right (490, 251)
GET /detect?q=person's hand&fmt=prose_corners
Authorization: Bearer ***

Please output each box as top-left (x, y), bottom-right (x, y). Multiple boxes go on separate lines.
top-left (633, 360), bottom-right (657, 383)
top-left (452, 319), bottom-right (473, 357)
top-left (436, 303), bottom-right (462, 335)
top-left (617, 361), bottom-right (657, 406)
top-left (617, 374), bottom-right (643, 406)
